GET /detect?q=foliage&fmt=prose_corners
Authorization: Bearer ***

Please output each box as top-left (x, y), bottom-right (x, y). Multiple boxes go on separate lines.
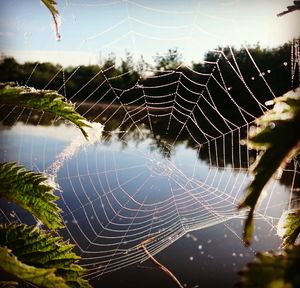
top-left (41, 0), bottom-right (61, 41)
top-left (239, 88), bottom-right (300, 245)
top-left (0, 82), bottom-right (93, 286)
top-left (0, 162), bottom-right (63, 230)
top-left (154, 48), bottom-right (182, 71)
top-left (0, 246), bottom-right (67, 288)
top-left (0, 281), bottom-right (18, 288)
top-left (238, 245), bottom-right (300, 288)
top-left (278, 208), bottom-right (300, 248)
top-left (238, 88), bottom-right (300, 287)
top-left (0, 224), bottom-right (92, 288)
top-left (0, 82), bottom-right (91, 139)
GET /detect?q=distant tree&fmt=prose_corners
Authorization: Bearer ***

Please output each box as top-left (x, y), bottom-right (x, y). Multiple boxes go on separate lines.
top-left (136, 55), bottom-right (151, 78)
top-left (118, 51), bottom-right (139, 89)
top-left (191, 43), bottom-right (292, 123)
top-left (154, 48), bottom-right (182, 71)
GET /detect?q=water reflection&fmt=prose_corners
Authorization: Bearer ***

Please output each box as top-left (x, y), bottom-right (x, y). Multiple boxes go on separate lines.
top-left (0, 103), bottom-right (299, 287)
top-left (1, 103), bottom-right (298, 189)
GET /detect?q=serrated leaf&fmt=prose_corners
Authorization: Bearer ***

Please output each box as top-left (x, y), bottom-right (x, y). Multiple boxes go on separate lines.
top-left (0, 82), bottom-right (91, 139)
top-left (238, 245), bottom-right (300, 288)
top-left (239, 89), bottom-right (300, 245)
top-left (0, 246), bottom-right (68, 288)
top-left (40, 0), bottom-right (61, 41)
top-left (0, 162), bottom-right (63, 230)
top-left (0, 223), bottom-right (92, 288)
top-left (278, 208), bottom-right (300, 248)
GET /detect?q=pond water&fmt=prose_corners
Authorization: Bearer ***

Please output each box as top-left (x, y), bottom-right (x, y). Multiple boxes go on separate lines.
top-left (0, 106), bottom-right (293, 288)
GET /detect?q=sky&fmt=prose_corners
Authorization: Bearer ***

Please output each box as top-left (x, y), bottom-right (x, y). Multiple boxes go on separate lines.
top-left (0, 0), bottom-right (299, 67)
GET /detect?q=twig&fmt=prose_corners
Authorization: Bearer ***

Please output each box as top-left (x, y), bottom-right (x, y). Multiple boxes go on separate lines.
top-left (140, 242), bottom-right (184, 288)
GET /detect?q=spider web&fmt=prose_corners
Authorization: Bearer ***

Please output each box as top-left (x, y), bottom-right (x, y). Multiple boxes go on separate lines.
top-left (0, 0), bottom-right (300, 285)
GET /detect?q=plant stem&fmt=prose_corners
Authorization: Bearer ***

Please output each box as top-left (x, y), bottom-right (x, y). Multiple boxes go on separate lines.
top-left (140, 244), bottom-right (184, 288)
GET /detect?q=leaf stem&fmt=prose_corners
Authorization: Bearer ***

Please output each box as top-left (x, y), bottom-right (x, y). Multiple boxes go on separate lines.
top-left (140, 244), bottom-right (184, 288)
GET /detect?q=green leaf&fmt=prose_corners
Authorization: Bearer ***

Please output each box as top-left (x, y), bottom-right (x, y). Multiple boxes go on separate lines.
top-left (278, 208), bottom-right (300, 248)
top-left (0, 82), bottom-right (91, 139)
top-left (239, 89), bottom-right (300, 245)
top-left (0, 162), bottom-right (63, 230)
top-left (0, 246), bottom-right (68, 288)
top-left (40, 0), bottom-right (61, 41)
top-left (0, 223), bottom-right (92, 288)
top-left (243, 208), bottom-right (255, 247)
top-left (238, 245), bottom-right (300, 288)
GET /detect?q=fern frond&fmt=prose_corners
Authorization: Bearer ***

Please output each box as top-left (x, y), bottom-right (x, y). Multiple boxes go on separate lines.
top-left (0, 162), bottom-right (63, 230)
top-left (0, 223), bottom-right (92, 288)
top-left (0, 82), bottom-right (91, 139)
top-left (239, 88), bottom-right (300, 245)
top-left (0, 246), bottom-right (68, 288)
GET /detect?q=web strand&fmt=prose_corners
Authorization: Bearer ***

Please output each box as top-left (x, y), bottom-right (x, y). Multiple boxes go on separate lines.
top-left (0, 0), bottom-right (298, 282)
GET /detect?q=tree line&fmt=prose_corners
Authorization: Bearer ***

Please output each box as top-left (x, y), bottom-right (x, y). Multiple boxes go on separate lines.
top-left (0, 43), bottom-right (295, 125)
